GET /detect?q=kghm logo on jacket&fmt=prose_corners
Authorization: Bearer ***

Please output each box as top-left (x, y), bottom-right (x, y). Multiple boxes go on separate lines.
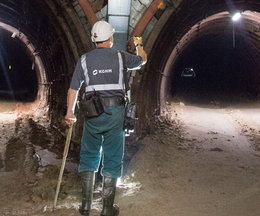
top-left (93, 69), bottom-right (113, 75)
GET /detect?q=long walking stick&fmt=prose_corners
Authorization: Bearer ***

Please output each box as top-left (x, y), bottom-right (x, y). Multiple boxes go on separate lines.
top-left (53, 123), bottom-right (74, 209)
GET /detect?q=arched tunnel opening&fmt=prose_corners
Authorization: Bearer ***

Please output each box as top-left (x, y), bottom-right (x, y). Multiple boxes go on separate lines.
top-left (0, 29), bottom-right (38, 102)
top-left (0, 0), bottom-right (91, 117)
top-left (171, 25), bottom-right (260, 106)
top-left (145, 9), bottom-right (260, 113)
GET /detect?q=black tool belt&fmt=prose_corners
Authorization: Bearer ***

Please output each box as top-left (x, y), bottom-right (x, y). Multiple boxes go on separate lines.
top-left (80, 93), bottom-right (125, 118)
top-left (101, 96), bottom-right (125, 107)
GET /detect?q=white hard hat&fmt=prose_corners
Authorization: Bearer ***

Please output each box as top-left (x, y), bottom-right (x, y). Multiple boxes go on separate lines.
top-left (91, 21), bottom-right (115, 42)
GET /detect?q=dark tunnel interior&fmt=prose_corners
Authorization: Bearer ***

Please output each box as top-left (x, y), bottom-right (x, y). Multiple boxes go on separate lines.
top-left (170, 22), bottom-right (260, 106)
top-left (0, 29), bottom-right (38, 101)
top-left (0, 0), bottom-right (79, 115)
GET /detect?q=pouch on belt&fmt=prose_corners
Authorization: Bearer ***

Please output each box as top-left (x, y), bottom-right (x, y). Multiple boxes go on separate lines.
top-left (80, 91), bottom-right (104, 118)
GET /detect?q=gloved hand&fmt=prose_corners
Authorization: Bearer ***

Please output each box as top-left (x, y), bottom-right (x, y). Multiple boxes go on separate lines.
top-left (133, 36), bottom-right (147, 64)
top-left (133, 37), bottom-right (143, 47)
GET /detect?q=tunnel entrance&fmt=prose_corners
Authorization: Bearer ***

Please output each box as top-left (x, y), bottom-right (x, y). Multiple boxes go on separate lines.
top-left (0, 29), bottom-right (38, 102)
top-left (171, 31), bottom-right (259, 106)
top-left (156, 11), bottom-right (260, 110)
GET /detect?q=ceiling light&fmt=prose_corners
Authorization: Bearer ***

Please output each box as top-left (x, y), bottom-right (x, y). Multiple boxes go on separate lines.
top-left (232, 12), bottom-right (242, 22)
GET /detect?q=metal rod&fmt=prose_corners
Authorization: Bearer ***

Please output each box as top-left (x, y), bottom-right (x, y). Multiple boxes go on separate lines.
top-left (53, 123), bottom-right (74, 209)
top-left (233, 22), bottom-right (236, 48)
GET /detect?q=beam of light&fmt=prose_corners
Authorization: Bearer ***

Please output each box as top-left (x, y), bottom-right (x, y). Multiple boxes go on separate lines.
top-left (116, 177), bottom-right (122, 187)
top-left (232, 12), bottom-right (242, 22)
top-left (116, 173), bottom-right (142, 197)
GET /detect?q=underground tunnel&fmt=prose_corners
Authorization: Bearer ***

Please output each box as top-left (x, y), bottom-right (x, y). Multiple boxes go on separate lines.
top-left (171, 12), bottom-right (260, 106)
top-left (144, 2), bottom-right (260, 116)
top-left (0, 0), bottom-right (87, 115)
top-left (0, 0), bottom-right (259, 215)
top-left (0, 28), bottom-right (38, 101)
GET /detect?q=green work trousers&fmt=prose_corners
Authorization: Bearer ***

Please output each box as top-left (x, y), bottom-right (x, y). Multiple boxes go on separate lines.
top-left (78, 105), bottom-right (125, 178)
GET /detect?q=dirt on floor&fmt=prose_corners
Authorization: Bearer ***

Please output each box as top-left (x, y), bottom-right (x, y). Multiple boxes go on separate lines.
top-left (116, 100), bottom-right (260, 216)
top-left (0, 99), bottom-right (260, 216)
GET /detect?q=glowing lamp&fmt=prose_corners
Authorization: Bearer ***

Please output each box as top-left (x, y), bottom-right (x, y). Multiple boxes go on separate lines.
top-left (232, 12), bottom-right (242, 22)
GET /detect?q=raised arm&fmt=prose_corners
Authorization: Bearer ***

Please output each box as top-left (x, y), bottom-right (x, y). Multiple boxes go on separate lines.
top-left (134, 37), bottom-right (147, 65)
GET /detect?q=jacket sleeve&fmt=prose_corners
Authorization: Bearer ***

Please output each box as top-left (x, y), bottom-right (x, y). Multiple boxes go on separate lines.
top-left (121, 51), bottom-right (143, 70)
top-left (69, 59), bottom-right (85, 90)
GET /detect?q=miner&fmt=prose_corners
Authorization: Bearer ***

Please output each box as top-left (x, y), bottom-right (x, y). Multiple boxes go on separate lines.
top-left (65, 20), bottom-right (147, 216)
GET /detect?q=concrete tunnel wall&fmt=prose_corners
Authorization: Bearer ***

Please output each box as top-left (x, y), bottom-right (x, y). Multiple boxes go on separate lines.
top-left (0, 0), bottom-right (259, 133)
